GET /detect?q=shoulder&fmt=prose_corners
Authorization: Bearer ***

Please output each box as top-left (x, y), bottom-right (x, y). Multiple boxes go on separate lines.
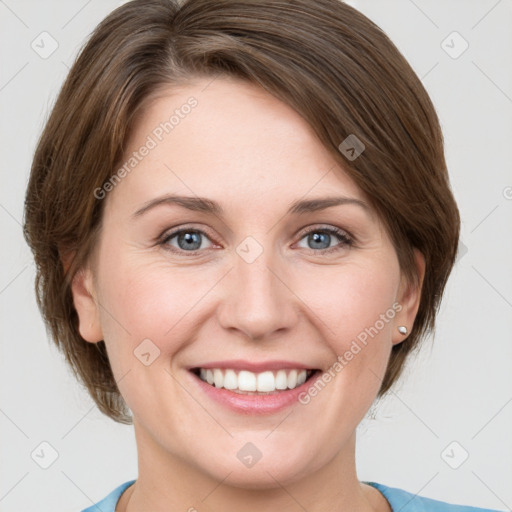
top-left (80, 480), bottom-right (136, 512)
top-left (364, 481), bottom-right (503, 512)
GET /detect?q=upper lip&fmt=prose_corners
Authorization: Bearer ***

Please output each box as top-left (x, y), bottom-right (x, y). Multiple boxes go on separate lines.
top-left (188, 360), bottom-right (318, 373)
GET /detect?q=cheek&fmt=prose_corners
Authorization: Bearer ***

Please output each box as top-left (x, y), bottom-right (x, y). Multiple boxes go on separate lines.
top-left (308, 262), bottom-right (399, 343)
top-left (95, 256), bottom-right (208, 417)
top-left (94, 247), bottom-right (206, 368)
top-left (289, 265), bottom-right (399, 443)
top-left (105, 270), bottom-right (195, 335)
top-left (300, 261), bottom-right (399, 394)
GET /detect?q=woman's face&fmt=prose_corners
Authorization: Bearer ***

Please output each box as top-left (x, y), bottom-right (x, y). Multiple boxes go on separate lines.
top-left (73, 77), bottom-right (423, 488)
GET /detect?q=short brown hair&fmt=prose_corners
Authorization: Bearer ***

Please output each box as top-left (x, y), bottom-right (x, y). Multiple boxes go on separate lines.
top-left (23, 0), bottom-right (460, 424)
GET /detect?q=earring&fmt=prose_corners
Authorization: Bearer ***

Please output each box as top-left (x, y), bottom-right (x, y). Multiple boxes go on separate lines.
top-left (397, 326), bottom-right (408, 335)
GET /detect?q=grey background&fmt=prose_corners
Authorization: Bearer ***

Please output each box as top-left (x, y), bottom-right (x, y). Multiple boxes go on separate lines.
top-left (1, 0), bottom-right (511, 510)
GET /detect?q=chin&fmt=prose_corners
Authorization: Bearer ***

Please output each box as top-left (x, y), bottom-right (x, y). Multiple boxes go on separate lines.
top-left (202, 453), bottom-right (314, 490)
top-left (221, 469), bottom-right (305, 491)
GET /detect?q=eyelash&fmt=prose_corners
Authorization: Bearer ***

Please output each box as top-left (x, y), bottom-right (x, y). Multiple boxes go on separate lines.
top-left (158, 225), bottom-right (354, 255)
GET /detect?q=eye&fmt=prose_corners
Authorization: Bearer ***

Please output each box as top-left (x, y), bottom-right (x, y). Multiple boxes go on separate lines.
top-left (296, 226), bottom-right (353, 253)
top-left (160, 227), bottom-right (214, 253)
top-left (159, 225), bottom-right (354, 255)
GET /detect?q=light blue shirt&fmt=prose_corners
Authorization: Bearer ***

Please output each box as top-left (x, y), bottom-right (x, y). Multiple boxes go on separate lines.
top-left (80, 479), bottom-right (503, 511)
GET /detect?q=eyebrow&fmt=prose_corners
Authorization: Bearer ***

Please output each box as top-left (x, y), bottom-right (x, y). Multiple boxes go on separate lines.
top-left (132, 194), bottom-right (370, 218)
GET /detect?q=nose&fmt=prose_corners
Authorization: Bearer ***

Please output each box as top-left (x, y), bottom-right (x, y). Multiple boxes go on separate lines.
top-left (216, 245), bottom-right (299, 341)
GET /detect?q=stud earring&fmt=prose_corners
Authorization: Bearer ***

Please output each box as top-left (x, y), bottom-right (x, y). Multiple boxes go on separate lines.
top-left (397, 326), bottom-right (408, 335)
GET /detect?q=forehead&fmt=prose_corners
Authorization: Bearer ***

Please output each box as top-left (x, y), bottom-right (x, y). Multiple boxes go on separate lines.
top-left (106, 77), bottom-right (369, 217)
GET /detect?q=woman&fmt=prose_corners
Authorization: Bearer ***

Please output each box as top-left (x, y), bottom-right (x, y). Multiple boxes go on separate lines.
top-left (23, 0), bottom-right (500, 510)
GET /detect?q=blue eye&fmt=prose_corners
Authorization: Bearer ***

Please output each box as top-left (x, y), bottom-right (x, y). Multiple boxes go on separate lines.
top-left (161, 229), bottom-right (213, 252)
top-left (160, 225), bottom-right (353, 255)
top-left (297, 227), bottom-right (353, 253)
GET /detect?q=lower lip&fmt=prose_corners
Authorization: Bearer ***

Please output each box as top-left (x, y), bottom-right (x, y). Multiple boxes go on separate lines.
top-left (188, 370), bottom-right (322, 415)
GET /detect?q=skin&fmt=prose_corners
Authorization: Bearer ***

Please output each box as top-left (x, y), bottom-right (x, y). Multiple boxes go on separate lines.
top-left (71, 76), bottom-right (425, 512)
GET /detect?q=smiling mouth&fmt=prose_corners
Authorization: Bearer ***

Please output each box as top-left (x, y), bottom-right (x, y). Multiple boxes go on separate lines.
top-left (190, 367), bottom-right (320, 395)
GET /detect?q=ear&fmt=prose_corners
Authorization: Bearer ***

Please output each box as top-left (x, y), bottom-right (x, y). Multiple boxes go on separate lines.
top-left (392, 248), bottom-right (425, 346)
top-left (70, 265), bottom-right (104, 344)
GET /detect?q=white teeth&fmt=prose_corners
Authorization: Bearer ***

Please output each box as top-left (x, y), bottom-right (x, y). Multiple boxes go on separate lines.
top-left (213, 368), bottom-right (223, 388)
top-left (196, 368), bottom-right (311, 392)
top-left (257, 371), bottom-right (274, 392)
top-left (288, 369), bottom-right (297, 389)
top-left (238, 370), bottom-right (257, 391)
top-left (275, 370), bottom-right (288, 390)
top-left (223, 369), bottom-right (238, 390)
